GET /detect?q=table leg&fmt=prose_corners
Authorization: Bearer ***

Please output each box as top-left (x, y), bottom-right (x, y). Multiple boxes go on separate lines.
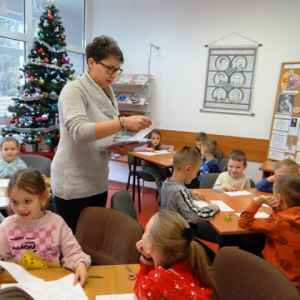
top-left (132, 156), bottom-right (137, 202)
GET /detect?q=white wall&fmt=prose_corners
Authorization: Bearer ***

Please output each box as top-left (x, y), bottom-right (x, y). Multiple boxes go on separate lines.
top-left (86, 0), bottom-right (300, 185)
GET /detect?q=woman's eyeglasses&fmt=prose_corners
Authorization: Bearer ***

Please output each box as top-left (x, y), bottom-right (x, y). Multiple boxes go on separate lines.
top-left (98, 61), bottom-right (123, 76)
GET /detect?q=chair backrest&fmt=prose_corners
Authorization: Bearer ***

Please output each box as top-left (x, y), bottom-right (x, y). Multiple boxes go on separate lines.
top-left (214, 149), bottom-right (223, 163)
top-left (75, 207), bottom-right (143, 265)
top-left (18, 154), bottom-right (52, 177)
top-left (250, 178), bottom-right (256, 188)
top-left (211, 247), bottom-right (300, 300)
top-left (219, 158), bottom-right (228, 172)
top-left (200, 173), bottom-right (220, 189)
top-left (111, 190), bottom-right (138, 221)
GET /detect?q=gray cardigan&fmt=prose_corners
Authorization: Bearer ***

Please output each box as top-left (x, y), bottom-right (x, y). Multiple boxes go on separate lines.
top-left (51, 71), bottom-right (122, 200)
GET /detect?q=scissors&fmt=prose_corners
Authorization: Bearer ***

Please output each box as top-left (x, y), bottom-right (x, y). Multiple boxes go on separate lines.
top-left (126, 266), bottom-right (137, 280)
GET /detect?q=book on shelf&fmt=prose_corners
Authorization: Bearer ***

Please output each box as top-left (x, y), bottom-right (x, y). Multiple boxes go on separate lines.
top-left (116, 92), bottom-right (134, 103)
top-left (114, 74), bottom-right (134, 84)
top-left (133, 75), bottom-right (149, 85)
top-left (127, 93), bottom-right (148, 105)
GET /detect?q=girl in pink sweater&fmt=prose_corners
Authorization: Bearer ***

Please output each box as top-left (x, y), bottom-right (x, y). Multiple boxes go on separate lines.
top-left (0, 169), bottom-right (91, 286)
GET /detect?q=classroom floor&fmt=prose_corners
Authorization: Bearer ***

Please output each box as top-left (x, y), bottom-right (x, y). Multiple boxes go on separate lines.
top-left (107, 181), bottom-right (219, 254)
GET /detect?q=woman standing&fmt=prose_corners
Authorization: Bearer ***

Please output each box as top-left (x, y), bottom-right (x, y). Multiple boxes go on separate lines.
top-left (51, 36), bottom-right (151, 233)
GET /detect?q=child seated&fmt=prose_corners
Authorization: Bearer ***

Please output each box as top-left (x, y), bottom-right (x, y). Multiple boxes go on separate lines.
top-left (134, 129), bottom-right (174, 194)
top-left (238, 175), bottom-right (300, 291)
top-left (134, 209), bottom-right (218, 299)
top-left (186, 139), bottom-right (220, 189)
top-left (256, 159), bottom-right (299, 193)
top-left (195, 131), bottom-right (207, 154)
top-left (161, 146), bottom-right (219, 261)
top-left (213, 149), bottom-right (250, 191)
top-left (0, 137), bottom-right (27, 178)
top-left (0, 169), bottom-right (91, 286)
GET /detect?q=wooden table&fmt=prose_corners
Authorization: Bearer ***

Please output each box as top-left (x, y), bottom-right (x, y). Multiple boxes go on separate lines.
top-left (197, 188), bottom-right (272, 235)
top-left (0, 264), bottom-right (140, 299)
top-left (129, 151), bottom-right (174, 202)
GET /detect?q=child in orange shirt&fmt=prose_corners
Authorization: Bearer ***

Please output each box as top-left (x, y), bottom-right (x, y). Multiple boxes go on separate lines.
top-left (238, 175), bottom-right (300, 291)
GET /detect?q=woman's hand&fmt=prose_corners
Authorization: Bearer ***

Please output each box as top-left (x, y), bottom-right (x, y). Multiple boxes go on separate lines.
top-left (73, 262), bottom-right (88, 286)
top-left (124, 116), bottom-right (152, 132)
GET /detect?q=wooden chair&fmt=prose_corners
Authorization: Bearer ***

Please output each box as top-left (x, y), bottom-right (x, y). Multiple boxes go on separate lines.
top-left (211, 247), bottom-right (300, 300)
top-left (18, 154), bottom-right (52, 177)
top-left (75, 207), bottom-right (143, 265)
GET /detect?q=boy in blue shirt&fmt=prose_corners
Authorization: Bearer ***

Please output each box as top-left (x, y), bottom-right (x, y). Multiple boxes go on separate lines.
top-left (256, 159), bottom-right (298, 193)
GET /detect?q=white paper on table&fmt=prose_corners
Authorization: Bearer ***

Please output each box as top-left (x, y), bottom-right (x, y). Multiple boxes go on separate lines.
top-left (209, 200), bottom-right (234, 211)
top-left (0, 196), bottom-right (9, 207)
top-left (0, 261), bottom-right (44, 283)
top-left (224, 191), bottom-right (252, 196)
top-left (135, 151), bottom-right (159, 156)
top-left (0, 179), bottom-right (9, 187)
top-left (97, 294), bottom-right (137, 300)
top-left (1, 274), bottom-right (88, 300)
top-left (193, 200), bottom-right (209, 208)
top-left (236, 212), bottom-right (270, 218)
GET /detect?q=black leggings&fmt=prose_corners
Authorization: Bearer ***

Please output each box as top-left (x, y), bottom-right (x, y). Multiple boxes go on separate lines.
top-left (54, 191), bottom-right (108, 234)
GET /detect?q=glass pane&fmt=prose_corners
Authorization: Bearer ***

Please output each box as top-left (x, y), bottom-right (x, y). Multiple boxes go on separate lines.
top-left (68, 51), bottom-right (84, 78)
top-left (0, 0), bottom-right (24, 33)
top-left (0, 37), bottom-right (25, 117)
top-left (33, 0), bottom-right (85, 47)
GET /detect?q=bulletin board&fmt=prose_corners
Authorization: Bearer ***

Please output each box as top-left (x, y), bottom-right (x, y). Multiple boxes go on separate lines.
top-left (268, 62), bottom-right (300, 164)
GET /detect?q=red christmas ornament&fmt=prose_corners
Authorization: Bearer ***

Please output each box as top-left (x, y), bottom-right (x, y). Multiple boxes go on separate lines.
top-left (44, 58), bottom-right (49, 63)
top-left (60, 35), bottom-right (65, 41)
top-left (60, 58), bottom-right (65, 63)
top-left (56, 134), bottom-right (60, 139)
top-left (27, 73), bottom-right (31, 78)
top-left (31, 117), bottom-right (35, 122)
top-left (35, 137), bottom-right (41, 143)
top-left (9, 119), bottom-right (15, 124)
top-left (29, 77), bottom-right (35, 83)
top-left (48, 10), bottom-right (53, 19)
top-left (15, 118), bottom-right (19, 123)
top-left (37, 116), bottom-right (43, 122)
top-left (38, 48), bottom-right (44, 54)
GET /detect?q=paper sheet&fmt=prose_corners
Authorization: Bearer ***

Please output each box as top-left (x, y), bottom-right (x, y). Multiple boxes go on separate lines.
top-left (209, 200), bottom-right (234, 211)
top-left (1, 273), bottom-right (88, 300)
top-left (97, 294), bottom-right (137, 300)
top-left (193, 200), bottom-right (209, 208)
top-left (0, 261), bottom-right (44, 283)
top-left (0, 179), bottom-right (9, 187)
top-left (236, 212), bottom-right (270, 218)
top-left (224, 191), bottom-right (252, 196)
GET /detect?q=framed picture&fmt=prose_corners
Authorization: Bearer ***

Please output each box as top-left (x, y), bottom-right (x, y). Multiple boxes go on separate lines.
top-left (203, 48), bottom-right (257, 113)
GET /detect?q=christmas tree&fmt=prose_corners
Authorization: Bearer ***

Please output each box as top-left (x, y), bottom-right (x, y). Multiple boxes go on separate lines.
top-left (2, 3), bottom-right (75, 152)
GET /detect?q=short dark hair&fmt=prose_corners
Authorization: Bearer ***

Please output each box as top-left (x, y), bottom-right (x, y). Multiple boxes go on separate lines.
top-left (1, 137), bottom-right (19, 148)
top-left (196, 132), bottom-right (207, 142)
top-left (274, 175), bottom-right (300, 207)
top-left (86, 35), bottom-right (124, 65)
top-left (201, 139), bottom-right (218, 154)
top-left (228, 149), bottom-right (247, 166)
top-left (173, 146), bottom-right (201, 170)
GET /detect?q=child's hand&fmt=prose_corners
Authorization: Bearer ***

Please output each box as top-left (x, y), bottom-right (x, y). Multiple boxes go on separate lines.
top-left (210, 203), bottom-right (220, 213)
top-left (224, 185), bottom-right (237, 192)
top-left (167, 147), bottom-right (175, 152)
top-left (255, 195), bottom-right (277, 207)
top-left (191, 190), bottom-right (205, 200)
top-left (73, 262), bottom-right (88, 286)
top-left (136, 240), bottom-right (151, 258)
top-left (146, 147), bottom-right (155, 152)
top-left (266, 174), bottom-right (276, 183)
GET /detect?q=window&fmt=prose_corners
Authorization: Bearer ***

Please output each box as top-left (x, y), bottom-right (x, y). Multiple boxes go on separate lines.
top-left (0, 0), bottom-right (85, 117)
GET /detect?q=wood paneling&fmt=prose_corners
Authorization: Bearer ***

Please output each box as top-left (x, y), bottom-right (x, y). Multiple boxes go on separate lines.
top-left (159, 129), bottom-right (268, 163)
